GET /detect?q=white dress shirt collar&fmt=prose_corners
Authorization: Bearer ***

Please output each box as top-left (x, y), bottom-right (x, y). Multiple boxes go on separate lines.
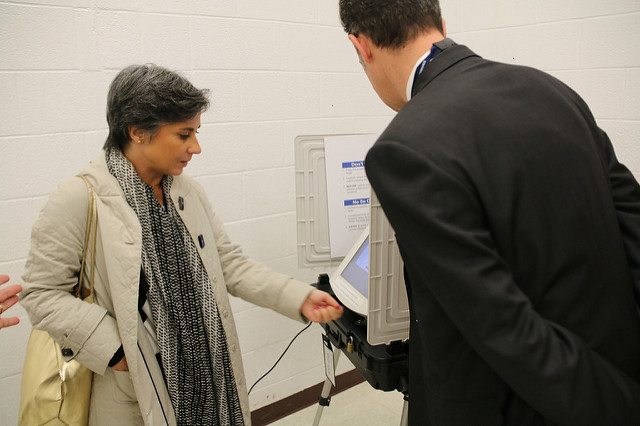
top-left (405, 49), bottom-right (434, 102)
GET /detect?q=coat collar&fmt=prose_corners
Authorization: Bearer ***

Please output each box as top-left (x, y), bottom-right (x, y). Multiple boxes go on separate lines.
top-left (411, 39), bottom-right (480, 98)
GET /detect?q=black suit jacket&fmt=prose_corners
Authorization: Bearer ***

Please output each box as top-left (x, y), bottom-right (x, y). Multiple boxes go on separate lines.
top-left (365, 40), bottom-right (640, 425)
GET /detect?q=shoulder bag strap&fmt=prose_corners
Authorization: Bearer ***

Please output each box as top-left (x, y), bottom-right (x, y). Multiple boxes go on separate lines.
top-left (76, 175), bottom-right (97, 303)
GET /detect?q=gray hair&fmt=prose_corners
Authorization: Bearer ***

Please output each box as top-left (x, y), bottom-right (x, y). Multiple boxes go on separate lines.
top-left (104, 64), bottom-right (210, 152)
top-left (339, 0), bottom-right (443, 49)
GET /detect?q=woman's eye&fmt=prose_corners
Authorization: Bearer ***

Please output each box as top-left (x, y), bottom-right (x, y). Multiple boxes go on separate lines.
top-left (179, 134), bottom-right (190, 140)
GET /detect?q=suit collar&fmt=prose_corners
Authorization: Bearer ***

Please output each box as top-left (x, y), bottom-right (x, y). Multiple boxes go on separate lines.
top-left (411, 39), bottom-right (480, 97)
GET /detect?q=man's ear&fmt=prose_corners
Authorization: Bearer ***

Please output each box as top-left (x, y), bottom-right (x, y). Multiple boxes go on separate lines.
top-left (348, 34), bottom-right (374, 64)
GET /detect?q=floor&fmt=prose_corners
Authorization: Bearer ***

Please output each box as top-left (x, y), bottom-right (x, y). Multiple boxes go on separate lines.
top-left (269, 381), bottom-right (406, 426)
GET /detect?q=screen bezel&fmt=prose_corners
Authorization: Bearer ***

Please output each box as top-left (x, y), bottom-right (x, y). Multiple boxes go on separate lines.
top-left (329, 227), bottom-right (369, 317)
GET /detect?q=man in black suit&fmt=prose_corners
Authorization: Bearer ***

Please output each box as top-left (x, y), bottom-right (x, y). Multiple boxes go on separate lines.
top-left (339, 0), bottom-right (640, 424)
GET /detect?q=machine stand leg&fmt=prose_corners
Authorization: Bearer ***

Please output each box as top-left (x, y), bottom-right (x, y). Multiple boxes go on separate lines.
top-left (400, 393), bottom-right (409, 426)
top-left (312, 347), bottom-right (341, 426)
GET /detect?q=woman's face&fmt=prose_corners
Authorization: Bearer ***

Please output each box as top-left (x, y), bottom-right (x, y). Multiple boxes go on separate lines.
top-left (130, 114), bottom-right (202, 184)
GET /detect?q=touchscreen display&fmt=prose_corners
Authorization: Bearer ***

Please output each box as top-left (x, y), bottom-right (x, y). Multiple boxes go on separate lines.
top-left (340, 236), bottom-right (369, 298)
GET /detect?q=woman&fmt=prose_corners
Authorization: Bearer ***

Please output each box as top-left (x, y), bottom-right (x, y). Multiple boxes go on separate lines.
top-left (20, 64), bottom-right (342, 425)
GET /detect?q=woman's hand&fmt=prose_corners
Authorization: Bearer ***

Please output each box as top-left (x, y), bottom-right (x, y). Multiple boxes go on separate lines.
top-left (112, 356), bottom-right (129, 371)
top-left (300, 290), bottom-right (343, 323)
top-left (0, 275), bottom-right (22, 330)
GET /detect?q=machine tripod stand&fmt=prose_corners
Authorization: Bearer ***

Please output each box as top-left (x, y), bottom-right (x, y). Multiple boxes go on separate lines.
top-left (311, 274), bottom-right (410, 426)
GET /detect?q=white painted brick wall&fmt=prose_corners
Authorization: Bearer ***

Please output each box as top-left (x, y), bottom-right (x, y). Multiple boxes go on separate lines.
top-left (1, 4), bottom-right (78, 70)
top-left (0, 1), bottom-right (638, 424)
top-left (238, 0), bottom-right (317, 23)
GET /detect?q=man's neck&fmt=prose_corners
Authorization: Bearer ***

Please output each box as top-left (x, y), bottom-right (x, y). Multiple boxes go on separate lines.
top-left (383, 31), bottom-right (446, 108)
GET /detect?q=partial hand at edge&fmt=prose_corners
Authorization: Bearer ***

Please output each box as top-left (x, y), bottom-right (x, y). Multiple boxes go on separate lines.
top-left (0, 275), bottom-right (22, 330)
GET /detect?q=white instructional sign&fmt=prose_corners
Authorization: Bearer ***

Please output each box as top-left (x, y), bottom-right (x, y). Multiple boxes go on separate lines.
top-left (323, 134), bottom-right (378, 258)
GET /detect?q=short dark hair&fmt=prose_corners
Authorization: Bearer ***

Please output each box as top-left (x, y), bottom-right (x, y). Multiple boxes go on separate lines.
top-left (339, 0), bottom-right (443, 49)
top-left (104, 64), bottom-right (210, 152)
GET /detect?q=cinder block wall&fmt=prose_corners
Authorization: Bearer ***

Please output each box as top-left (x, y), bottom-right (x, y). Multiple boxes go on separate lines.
top-left (0, 1), bottom-right (638, 424)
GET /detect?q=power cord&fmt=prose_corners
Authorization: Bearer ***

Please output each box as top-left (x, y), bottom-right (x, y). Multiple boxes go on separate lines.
top-left (248, 321), bottom-right (313, 395)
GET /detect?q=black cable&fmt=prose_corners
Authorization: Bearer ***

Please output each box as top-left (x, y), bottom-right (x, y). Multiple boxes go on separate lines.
top-left (248, 321), bottom-right (313, 395)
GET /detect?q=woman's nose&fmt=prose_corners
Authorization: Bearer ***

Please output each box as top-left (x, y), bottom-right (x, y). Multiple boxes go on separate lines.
top-left (189, 137), bottom-right (202, 155)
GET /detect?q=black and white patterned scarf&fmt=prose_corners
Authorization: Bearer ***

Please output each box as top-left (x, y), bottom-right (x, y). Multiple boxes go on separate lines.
top-left (106, 148), bottom-right (244, 425)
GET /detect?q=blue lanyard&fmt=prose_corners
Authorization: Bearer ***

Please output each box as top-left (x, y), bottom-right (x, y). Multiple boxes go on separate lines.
top-left (412, 43), bottom-right (443, 92)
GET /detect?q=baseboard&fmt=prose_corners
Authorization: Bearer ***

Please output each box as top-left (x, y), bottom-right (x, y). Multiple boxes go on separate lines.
top-left (250, 369), bottom-right (365, 425)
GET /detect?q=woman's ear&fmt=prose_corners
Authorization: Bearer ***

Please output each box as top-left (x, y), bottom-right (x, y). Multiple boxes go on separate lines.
top-left (128, 126), bottom-right (145, 144)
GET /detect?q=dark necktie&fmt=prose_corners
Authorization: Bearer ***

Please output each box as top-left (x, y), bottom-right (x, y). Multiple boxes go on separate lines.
top-left (411, 43), bottom-right (443, 94)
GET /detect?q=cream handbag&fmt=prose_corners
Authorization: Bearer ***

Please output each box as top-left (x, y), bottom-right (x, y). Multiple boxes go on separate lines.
top-left (18, 175), bottom-right (98, 426)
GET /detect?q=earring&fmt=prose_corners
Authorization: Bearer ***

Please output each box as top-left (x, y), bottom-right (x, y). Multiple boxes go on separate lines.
top-left (137, 138), bottom-right (143, 144)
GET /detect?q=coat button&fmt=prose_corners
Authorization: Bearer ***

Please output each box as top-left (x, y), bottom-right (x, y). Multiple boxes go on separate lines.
top-left (61, 348), bottom-right (74, 357)
top-left (212, 276), bottom-right (218, 283)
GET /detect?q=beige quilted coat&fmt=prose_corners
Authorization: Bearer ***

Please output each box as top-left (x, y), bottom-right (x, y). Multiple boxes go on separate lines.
top-left (21, 153), bottom-right (312, 425)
